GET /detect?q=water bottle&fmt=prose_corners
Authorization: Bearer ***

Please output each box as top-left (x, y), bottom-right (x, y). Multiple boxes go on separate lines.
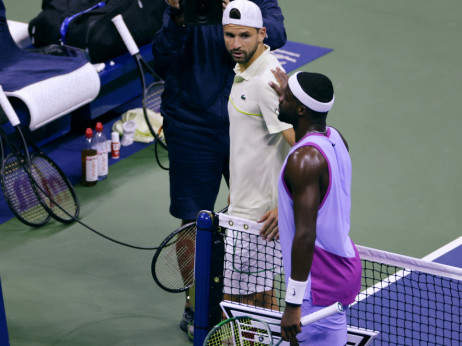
top-left (94, 122), bottom-right (108, 180)
top-left (81, 128), bottom-right (98, 186)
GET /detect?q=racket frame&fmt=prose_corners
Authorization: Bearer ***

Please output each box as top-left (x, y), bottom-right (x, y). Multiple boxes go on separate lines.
top-left (151, 207), bottom-right (229, 293)
top-left (204, 315), bottom-right (274, 346)
top-left (28, 140), bottom-right (80, 223)
top-left (151, 220), bottom-right (197, 293)
top-left (0, 125), bottom-right (52, 227)
top-left (111, 15), bottom-right (167, 151)
top-left (0, 86), bottom-right (79, 224)
top-left (204, 302), bottom-right (344, 345)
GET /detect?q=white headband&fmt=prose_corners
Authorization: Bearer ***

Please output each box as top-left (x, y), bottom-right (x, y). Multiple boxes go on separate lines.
top-left (288, 72), bottom-right (334, 113)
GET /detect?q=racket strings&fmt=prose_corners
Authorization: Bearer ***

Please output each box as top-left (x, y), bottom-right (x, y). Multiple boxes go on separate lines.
top-left (206, 317), bottom-right (272, 346)
top-left (30, 154), bottom-right (78, 222)
top-left (151, 207), bottom-right (228, 292)
top-left (153, 225), bottom-right (196, 291)
top-left (145, 83), bottom-right (164, 114)
top-left (2, 154), bottom-right (50, 225)
top-left (238, 319), bottom-right (272, 345)
top-left (206, 321), bottom-right (237, 345)
top-left (176, 236), bottom-right (195, 283)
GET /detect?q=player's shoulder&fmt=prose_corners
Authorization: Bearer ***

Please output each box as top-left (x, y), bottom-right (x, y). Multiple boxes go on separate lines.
top-left (291, 144), bottom-right (325, 160)
top-left (286, 145), bottom-right (326, 179)
top-left (264, 53), bottom-right (283, 76)
top-left (255, 60), bottom-right (283, 89)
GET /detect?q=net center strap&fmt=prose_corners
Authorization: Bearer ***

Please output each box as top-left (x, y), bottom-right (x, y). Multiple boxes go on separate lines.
top-left (218, 213), bottom-right (261, 236)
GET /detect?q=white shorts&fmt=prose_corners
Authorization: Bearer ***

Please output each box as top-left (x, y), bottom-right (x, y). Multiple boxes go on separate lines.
top-left (223, 229), bottom-right (282, 295)
top-left (297, 295), bottom-right (348, 346)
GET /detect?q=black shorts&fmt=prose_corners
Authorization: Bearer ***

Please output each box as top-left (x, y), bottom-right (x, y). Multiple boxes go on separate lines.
top-left (163, 122), bottom-right (229, 221)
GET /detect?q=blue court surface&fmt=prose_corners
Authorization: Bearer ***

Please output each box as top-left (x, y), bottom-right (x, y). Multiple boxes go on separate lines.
top-left (348, 238), bottom-right (462, 345)
top-left (219, 237), bottom-right (462, 346)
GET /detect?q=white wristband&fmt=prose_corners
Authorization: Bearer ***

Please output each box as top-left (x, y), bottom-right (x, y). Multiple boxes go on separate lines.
top-left (285, 277), bottom-right (308, 305)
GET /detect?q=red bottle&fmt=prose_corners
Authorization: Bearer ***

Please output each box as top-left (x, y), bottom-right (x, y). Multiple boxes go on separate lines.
top-left (111, 131), bottom-right (120, 159)
top-left (81, 128), bottom-right (98, 186)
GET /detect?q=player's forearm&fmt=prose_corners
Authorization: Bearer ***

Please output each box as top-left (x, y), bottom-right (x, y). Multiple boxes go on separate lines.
top-left (284, 227), bottom-right (314, 307)
top-left (282, 128), bottom-right (295, 146)
top-left (290, 228), bottom-right (315, 282)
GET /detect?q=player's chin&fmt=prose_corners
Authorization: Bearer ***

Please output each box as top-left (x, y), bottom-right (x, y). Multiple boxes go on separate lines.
top-left (231, 53), bottom-right (247, 63)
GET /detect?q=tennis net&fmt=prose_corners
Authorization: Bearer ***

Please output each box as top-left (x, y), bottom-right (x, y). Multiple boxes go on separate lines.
top-left (194, 211), bottom-right (462, 345)
top-left (350, 245), bottom-right (462, 345)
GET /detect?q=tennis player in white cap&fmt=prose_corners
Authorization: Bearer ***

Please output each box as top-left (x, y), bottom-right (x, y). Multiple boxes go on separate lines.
top-left (222, 0), bottom-right (295, 311)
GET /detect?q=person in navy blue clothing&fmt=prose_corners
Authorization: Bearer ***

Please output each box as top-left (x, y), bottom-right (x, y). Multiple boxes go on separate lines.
top-left (152, 0), bottom-right (286, 339)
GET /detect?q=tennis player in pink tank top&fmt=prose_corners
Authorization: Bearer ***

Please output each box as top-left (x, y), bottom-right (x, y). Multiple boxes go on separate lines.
top-left (270, 69), bottom-right (362, 345)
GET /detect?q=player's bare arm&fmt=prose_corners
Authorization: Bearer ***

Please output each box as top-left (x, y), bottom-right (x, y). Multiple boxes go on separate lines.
top-left (280, 145), bottom-right (328, 341)
top-left (282, 128), bottom-right (295, 146)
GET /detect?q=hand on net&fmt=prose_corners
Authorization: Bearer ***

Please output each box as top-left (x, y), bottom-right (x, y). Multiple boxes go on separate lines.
top-left (258, 208), bottom-right (279, 241)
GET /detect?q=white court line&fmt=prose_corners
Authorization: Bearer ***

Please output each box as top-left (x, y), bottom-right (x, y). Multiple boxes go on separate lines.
top-left (351, 240), bottom-right (462, 306)
top-left (273, 49), bottom-right (301, 58)
top-left (422, 236), bottom-right (462, 262)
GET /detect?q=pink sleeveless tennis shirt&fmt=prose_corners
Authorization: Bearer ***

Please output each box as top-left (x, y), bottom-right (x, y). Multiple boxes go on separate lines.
top-left (278, 127), bottom-right (362, 306)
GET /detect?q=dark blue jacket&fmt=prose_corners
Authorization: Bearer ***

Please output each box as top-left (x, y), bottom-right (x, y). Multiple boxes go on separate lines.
top-left (152, 1), bottom-right (286, 135)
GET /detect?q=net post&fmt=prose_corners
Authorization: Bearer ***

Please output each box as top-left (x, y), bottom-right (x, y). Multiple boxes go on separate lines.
top-left (208, 219), bottom-right (225, 329)
top-left (194, 210), bottom-right (214, 346)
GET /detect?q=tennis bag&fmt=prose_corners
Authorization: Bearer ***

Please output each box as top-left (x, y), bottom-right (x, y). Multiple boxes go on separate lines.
top-left (28, 0), bottom-right (166, 63)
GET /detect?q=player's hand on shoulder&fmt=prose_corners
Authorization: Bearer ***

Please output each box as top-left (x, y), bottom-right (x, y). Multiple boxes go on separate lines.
top-left (258, 208), bottom-right (279, 241)
top-left (269, 67), bottom-right (288, 98)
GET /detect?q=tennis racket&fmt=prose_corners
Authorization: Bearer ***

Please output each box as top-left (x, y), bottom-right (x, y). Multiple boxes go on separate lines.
top-left (151, 206), bottom-right (229, 292)
top-left (111, 14), bottom-right (167, 159)
top-left (0, 86), bottom-right (79, 224)
top-left (151, 220), bottom-right (197, 293)
top-left (204, 302), bottom-right (344, 346)
top-left (26, 139), bottom-right (80, 223)
top-left (0, 126), bottom-right (51, 227)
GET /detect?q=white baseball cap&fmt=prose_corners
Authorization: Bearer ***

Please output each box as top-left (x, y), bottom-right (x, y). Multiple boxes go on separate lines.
top-left (222, 0), bottom-right (263, 29)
